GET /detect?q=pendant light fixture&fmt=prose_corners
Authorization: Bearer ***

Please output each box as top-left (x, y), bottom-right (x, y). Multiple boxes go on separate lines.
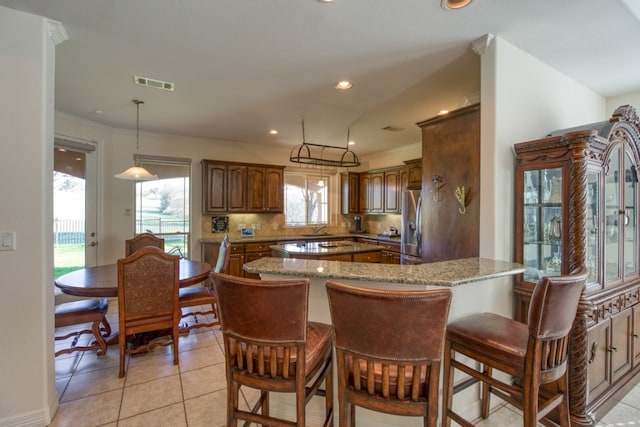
top-left (114, 99), bottom-right (158, 181)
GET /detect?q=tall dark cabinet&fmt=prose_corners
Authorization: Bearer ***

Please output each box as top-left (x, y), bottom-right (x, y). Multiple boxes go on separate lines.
top-left (513, 105), bottom-right (640, 425)
top-left (418, 103), bottom-right (480, 262)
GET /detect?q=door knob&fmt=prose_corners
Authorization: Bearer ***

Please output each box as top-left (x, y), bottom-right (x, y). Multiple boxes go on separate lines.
top-left (89, 241), bottom-right (98, 247)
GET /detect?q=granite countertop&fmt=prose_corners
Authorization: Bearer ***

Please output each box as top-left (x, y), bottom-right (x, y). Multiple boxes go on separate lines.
top-left (270, 241), bottom-right (382, 256)
top-left (243, 257), bottom-right (526, 287)
top-left (200, 233), bottom-right (401, 244)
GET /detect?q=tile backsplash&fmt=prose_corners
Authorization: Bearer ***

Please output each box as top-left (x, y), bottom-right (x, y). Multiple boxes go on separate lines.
top-left (201, 213), bottom-right (401, 239)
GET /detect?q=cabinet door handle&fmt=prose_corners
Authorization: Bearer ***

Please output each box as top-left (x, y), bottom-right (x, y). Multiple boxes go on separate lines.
top-left (608, 346), bottom-right (617, 353)
top-left (634, 334), bottom-right (639, 338)
top-left (589, 342), bottom-right (598, 363)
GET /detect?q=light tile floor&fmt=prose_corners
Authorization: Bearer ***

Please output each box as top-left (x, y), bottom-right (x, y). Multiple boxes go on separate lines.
top-left (51, 300), bottom-right (640, 427)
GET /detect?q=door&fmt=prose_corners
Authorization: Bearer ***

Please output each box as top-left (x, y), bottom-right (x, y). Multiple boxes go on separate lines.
top-left (53, 138), bottom-right (99, 278)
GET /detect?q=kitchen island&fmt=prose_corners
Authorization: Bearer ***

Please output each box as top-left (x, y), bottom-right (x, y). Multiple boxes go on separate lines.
top-left (243, 256), bottom-right (526, 426)
top-left (270, 240), bottom-right (382, 262)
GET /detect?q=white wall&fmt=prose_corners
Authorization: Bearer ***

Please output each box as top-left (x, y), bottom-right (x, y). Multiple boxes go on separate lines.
top-left (479, 36), bottom-right (605, 262)
top-left (607, 91), bottom-right (640, 116)
top-left (0, 6), bottom-right (65, 426)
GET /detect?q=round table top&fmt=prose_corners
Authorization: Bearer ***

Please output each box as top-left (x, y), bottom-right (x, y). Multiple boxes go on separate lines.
top-left (55, 259), bottom-right (212, 298)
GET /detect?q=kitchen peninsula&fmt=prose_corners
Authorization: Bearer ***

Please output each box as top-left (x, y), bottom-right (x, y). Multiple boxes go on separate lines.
top-left (270, 240), bottom-right (382, 262)
top-left (244, 256), bottom-right (525, 426)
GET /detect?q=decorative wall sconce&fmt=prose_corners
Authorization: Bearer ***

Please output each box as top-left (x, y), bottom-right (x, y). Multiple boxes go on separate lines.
top-left (454, 186), bottom-right (469, 214)
top-left (431, 175), bottom-right (444, 202)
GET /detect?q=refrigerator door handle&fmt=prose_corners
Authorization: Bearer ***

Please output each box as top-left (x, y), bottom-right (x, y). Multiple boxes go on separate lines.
top-left (416, 195), bottom-right (422, 256)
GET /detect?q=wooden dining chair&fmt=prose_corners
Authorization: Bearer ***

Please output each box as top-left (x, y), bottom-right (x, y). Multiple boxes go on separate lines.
top-left (325, 280), bottom-right (452, 427)
top-left (125, 232), bottom-right (164, 256)
top-left (117, 246), bottom-right (180, 378)
top-left (54, 298), bottom-right (111, 357)
top-left (211, 272), bottom-right (334, 427)
top-left (442, 267), bottom-right (588, 427)
top-left (179, 234), bottom-right (230, 332)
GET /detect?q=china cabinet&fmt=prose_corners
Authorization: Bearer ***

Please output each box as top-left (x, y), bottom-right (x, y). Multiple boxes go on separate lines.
top-left (514, 105), bottom-right (640, 425)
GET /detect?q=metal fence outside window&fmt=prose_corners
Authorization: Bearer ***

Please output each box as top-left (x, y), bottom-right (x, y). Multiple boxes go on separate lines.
top-left (54, 218), bottom-right (190, 258)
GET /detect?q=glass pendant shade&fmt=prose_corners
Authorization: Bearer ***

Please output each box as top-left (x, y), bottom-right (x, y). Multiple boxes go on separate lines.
top-left (114, 99), bottom-right (158, 181)
top-left (114, 166), bottom-right (158, 181)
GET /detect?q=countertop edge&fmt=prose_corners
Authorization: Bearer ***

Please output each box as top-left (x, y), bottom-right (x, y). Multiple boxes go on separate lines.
top-left (200, 233), bottom-right (401, 244)
top-left (243, 257), bottom-right (526, 287)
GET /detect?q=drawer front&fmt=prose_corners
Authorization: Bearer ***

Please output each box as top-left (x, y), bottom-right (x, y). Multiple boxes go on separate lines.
top-left (353, 251), bottom-right (382, 263)
top-left (245, 242), bottom-right (275, 253)
top-left (229, 244), bottom-right (245, 254)
top-left (380, 241), bottom-right (401, 252)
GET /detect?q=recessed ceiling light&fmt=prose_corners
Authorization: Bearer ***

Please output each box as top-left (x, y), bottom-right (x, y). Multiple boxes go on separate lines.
top-left (438, 109), bottom-right (450, 115)
top-left (441, 0), bottom-right (473, 10)
top-left (317, 0), bottom-right (334, 2)
top-left (269, 129), bottom-right (279, 135)
top-left (348, 140), bottom-right (355, 146)
top-left (335, 80), bottom-right (353, 90)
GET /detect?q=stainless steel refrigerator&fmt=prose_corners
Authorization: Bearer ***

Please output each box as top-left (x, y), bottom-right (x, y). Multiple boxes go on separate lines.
top-left (400, 190), bottom-right (422, 264)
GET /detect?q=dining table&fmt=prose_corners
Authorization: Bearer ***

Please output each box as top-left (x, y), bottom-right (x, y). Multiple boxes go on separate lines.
top-left (55, 259), bottom-right (212, 298)
top-left (55, 259), bottom-right (212, 346)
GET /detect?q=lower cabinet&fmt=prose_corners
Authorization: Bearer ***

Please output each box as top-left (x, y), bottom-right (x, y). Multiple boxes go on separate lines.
top-left (588, 308), bottom-right (633, 404)
top-left (357, 238), bottom-right (400, 264)
top-left (202, 241), bottom-right (245, 277)
top-left (634, 306), bottom-right (640, 366)
top-left (380, 241), bottom-right (401, 264)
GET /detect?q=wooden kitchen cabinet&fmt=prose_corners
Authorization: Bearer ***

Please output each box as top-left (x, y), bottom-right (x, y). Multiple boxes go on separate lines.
top-left (418, 104), bottom-right (480, 262)
top-left (383, 169), bottom-right (400, 213)
top-left (513, 105), bottom-right (640, 425)
top-left (403, 158), bottom-right (422, 190)
top-left (380, 240), bottom-right (401, 264)
top-left (228, 164), bottom-right (247, 212)
top-left (202, 241), bottom-right (245, 277)
top-left (247, 166), bottom-right (284, 212)
top-left (202, 162), bottom-right (227, 213)
top-left (202, 160), bottom-right (283, 214)
top-left (341, 172), bottom-right (360, 214)
top-left (359, 174), bottom-right (370, 213)
top-left (352, 168), bottom-right (401, 214)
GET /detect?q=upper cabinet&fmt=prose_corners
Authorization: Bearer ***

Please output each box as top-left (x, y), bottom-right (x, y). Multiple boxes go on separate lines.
top-left (513, 105), bottom-right (640, 423)
top-left (342, 166), bottom-right (406, 215)
top-left (341, 172), bottom-right (360, 214)
top-left (202, 160), bottom-right (284, 214)
top-left (402, 158), bottom-right (422, 190)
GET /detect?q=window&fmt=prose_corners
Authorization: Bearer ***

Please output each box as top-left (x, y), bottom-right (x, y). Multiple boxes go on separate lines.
top-left (284, 172), bottom-right (328, 226)
top-left (135, 155), bottom-right (191, 258)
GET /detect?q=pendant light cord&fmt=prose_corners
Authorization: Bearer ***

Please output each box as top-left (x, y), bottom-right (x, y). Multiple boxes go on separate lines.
top-left (134, 99), bottom-right (144, 152)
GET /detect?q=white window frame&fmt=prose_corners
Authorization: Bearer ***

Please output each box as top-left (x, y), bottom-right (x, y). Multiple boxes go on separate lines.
top-left (284, 171), bottom-right (330, 228)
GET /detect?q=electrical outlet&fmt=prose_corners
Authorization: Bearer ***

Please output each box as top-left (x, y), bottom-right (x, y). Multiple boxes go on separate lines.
top-left (253, 223), bottom-right (261, 230)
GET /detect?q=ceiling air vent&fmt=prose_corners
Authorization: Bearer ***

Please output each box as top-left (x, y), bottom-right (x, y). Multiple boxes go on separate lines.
top-left (134, 75), bottom-right (175, 91)
top-left (382, 125), bottom-right (403, 131)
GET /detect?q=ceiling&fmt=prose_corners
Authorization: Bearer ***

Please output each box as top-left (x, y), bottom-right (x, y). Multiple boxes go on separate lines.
top-left (2, 0), bottom-right (640, 156)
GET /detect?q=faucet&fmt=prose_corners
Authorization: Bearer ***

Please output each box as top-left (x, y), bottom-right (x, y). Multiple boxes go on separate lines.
top-left (312, 225), bottom-right (328, 235)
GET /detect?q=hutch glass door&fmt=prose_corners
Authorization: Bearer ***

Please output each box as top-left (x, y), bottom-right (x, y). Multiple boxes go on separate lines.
top-left (522, 167), bottom-right (563, 281)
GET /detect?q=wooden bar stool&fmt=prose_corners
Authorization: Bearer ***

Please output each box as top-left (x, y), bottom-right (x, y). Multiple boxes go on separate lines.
top-left (326, 280), bottom-right (452, 427)
top-left (442, 267), bottom-right (588, 427)
top-left (211, 272), bottom-right (334, 427)
top-left (54, 298), bottom-right (111, 357)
